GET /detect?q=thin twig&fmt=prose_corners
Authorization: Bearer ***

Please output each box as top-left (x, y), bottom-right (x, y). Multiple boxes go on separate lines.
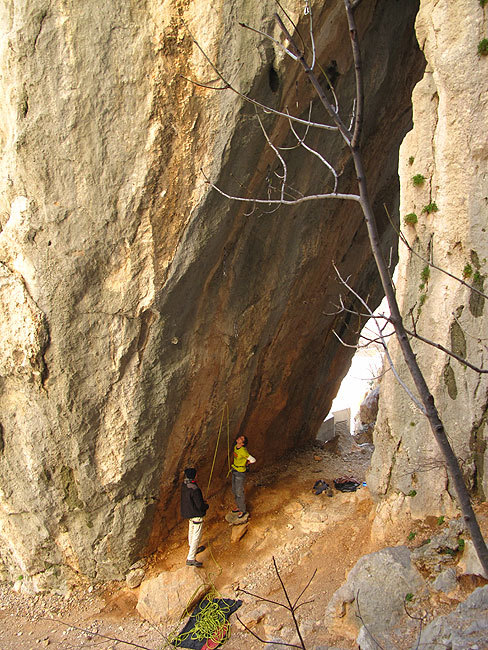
top-left (235, 615), bottom-right (304, 648)
top-left (239, 20), bottom-right (300, 61)
top-left (292, 568), bottom-right (317, 609)
top-left (287, 111), bottom-right (339, 192)
top-left (237, 588), bottom-right (286, 608)
top-left (403, 598), bottom-right (425, 650)
top-left (384, 205), bottom-right (488, 301)
top-left (332, 263), bottom-right (427, 413)
top-left (273, 557), bottom-right (307, 649)
top-left (38, 618), bottom-right (156, 650)
top-left (355, 590), bottom-right (386, 650)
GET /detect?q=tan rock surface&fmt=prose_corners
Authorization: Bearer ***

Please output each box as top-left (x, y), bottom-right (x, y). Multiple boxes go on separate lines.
top-left (368, 0), bottom-right (488, 531)
top-left (0, 0), bottom-right (423, 586)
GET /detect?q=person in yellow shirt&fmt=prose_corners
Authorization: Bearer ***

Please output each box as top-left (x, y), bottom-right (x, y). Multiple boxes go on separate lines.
top-left (231, 435), bottom-right (256, 517)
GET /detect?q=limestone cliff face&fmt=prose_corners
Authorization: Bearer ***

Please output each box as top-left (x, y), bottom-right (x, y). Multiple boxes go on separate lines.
top-left (369, 0), bottom-right (488, 538)
top-left (0, 0), bottom-right (422, 588)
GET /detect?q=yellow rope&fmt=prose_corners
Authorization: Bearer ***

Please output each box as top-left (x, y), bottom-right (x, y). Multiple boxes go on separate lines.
top-left (205, 402), bottom-right (230, 498)
top-left (166, 584), bottom-right (235, 649)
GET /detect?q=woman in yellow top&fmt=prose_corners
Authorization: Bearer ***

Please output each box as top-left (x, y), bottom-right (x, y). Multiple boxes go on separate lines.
top-left (231, 435), bottom-right (256, 517)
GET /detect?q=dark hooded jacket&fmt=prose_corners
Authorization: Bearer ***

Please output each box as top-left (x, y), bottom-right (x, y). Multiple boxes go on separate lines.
top-left (181, 478), bottom-right (209, 519)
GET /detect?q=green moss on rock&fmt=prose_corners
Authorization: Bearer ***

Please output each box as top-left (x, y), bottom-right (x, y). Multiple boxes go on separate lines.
top-left (443, 363), bottom-right (457, 400)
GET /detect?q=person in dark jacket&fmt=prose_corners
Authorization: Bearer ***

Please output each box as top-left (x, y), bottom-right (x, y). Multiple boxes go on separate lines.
top-left (181, 467), bottom-right (208, 567)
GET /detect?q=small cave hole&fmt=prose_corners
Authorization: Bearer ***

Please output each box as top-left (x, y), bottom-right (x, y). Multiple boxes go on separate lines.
top-left (269, 64), bottom-right (280, 93)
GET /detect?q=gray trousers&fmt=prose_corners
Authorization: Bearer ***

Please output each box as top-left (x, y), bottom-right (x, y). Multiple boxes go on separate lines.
top-left (231, 469), bottom-right (247, 513)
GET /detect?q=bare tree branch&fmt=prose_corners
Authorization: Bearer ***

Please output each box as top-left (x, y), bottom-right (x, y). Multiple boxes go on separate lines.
top-left (239, 20), bottom-right (300, 61)
top-left (344, 1), bottom-right (364, 148)
top-left (292, 567), bottom-right (317, 609)
top-left (273, 15), bottom-right (352, 143)
top-left (39, 618), bottom-right (156, 650)
top-left (287, 111), bottom-right (340, 192)
top-left (402, 326), bottom-right (488, 374)
top-left (333, 263), bottom-right (427, 413)
top-left (182, 23), bottom-right (338, 131)
top-left (273, 557), bottom-right (307, 649)
top-left (201, 168), bottom-right (360, 206)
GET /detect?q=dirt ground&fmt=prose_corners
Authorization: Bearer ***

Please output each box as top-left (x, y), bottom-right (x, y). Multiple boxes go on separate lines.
top-left (1, 437), bottom-right (487, 650)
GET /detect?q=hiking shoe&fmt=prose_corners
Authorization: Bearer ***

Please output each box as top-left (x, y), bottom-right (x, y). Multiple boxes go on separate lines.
top-left (186, 559), bottom-right (203, 567)
top-left (196, 545), bottom-right (206, 554)
top-left (237, 511), bottom-right (247, 519)
top-left (231, 508), bottom-right (240, 513)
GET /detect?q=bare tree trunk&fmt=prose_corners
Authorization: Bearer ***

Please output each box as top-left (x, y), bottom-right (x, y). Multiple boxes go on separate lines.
top-left (288, 0), bottom-right (488, 576)
top-left (353, 150), bottom-right (488, 576)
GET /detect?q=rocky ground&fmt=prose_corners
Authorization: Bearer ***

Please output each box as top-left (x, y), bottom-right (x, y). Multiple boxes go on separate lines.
top-left (1, 433), bottom-right (487, 650)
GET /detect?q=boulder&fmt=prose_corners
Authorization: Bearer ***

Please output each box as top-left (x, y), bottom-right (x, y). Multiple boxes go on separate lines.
top-left (126, 568), bottom-right (145, 589)
top-left (415, 585), bottom-right (488, 649)
top-left (354, 387), bottom-right (379, 444)
top-left (431, 567), bottom-right (458, 594)
top-left (458, 540), bottom-right (488, 579)
top-left (136, 567), bottom-right (209, 628)
top-left (325, 546), bottom-right (425, 641)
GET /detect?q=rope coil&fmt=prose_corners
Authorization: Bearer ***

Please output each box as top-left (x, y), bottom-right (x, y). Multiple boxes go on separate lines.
top-left (167, 586), bottom-right (234, 649)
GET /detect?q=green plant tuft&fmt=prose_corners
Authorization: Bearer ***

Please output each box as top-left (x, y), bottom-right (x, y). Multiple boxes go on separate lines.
top-left (458, 538), bottom-right (465, 551)
top-left (422, 202), bottom-right (438, 214)
top-left (408, 531), bottom-right (417, 541)
top-left (404, 212), bottom-right (418, 225)
top-left (463, 263), bottom-right (473, 279)
top-left (405, 593), bottom-right (414, 602)
top-left (481, 0), bottom-right (488, 7)
top-left (410, 422), bottom-right (416, 427)
top-left (407, 490), bottom-right (417, 497)
top-left (478, 38), bottom-right (488, 55)
top-left (437, 516), bottom-right (445, 526)
top-left (473, 270), bottom-right (482, 283)
top-left (408, 156), bottom-right (415, 166)
top-left (420, 266), bottom-right (430, 283)
top-left (419, 293), bottom-right (427, 308)
top-left (412, 174), bottom-right (426, 186)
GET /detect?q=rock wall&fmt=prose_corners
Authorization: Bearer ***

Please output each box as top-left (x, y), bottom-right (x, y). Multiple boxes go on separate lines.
top-left (369, 0), bottom-right (488, 538)
top-left (0, 0), bottom-right (422, 588)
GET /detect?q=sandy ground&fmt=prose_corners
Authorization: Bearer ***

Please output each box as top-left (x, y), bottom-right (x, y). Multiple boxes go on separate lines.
top-left (1, 437), bottom-right (487, 650)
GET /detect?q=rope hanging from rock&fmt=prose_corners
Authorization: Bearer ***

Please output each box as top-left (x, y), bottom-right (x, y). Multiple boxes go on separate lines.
top-left (205, 402), bottom-right (230, 498)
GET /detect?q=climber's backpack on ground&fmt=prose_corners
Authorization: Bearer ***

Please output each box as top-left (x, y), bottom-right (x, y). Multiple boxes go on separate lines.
top-left (333, 477), bottom-right (361, 492)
